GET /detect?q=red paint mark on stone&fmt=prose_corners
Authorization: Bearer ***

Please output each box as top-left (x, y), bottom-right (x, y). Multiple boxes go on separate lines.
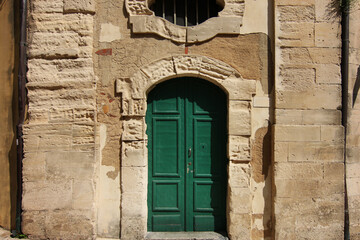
top-left (185, 47), bottom-right (188, 54)
top-left (100, 92), bottom-right (106, 95)
top-left (109, 99), bottom-right (114, 103)
top-left (96, 48), bottom-right (112, 56)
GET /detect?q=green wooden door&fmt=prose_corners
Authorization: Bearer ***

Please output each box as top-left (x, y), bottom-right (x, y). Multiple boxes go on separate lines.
top-left (146, 77), bottom-right (227, 232)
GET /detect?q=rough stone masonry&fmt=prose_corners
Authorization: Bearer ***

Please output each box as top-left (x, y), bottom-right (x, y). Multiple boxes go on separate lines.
top-left (20, 0), bottom-right (360, 239)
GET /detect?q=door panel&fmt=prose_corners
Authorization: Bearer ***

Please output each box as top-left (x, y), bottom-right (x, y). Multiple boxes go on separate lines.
top-left (147, 77), bottom-right (227, 232)
top-left (153, 118), bottom-right (181, 176)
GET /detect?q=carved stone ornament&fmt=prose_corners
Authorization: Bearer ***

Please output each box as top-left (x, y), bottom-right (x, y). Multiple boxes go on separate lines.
top-left (125, 0), bottom-right (245, 43)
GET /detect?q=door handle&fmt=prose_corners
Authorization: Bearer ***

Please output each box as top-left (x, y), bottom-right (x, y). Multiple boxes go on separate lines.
top-left (188, 147), bottom-right (192, 157)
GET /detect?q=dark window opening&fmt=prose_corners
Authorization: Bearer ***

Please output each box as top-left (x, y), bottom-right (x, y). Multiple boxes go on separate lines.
top-left (149, 0), bottom-right (224, 27)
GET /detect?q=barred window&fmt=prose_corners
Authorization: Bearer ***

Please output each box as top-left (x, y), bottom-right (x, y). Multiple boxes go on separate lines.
top-left (149, 0), bottom-right (224, 26)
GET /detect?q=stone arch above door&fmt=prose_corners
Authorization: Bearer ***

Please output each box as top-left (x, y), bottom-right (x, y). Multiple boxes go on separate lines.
top-left (116, 55), bottom-right (256, 239)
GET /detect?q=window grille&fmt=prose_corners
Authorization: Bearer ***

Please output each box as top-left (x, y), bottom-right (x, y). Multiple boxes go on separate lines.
top-left (149, 0), bottom-right (223, 27)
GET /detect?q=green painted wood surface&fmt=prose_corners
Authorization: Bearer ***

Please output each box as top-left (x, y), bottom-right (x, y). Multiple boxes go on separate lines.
top-left (146, 77), bottom-right (227, 232)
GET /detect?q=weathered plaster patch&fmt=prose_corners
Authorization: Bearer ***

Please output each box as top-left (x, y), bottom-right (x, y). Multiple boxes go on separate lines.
top-left (240, 0), bottom-right (268, 34)
top-left (99, 23), bottom-right (121, 42)
top-left (97, 165), bottom-right (121, 238)
top-left (97, 124), bottom-right (121, 238)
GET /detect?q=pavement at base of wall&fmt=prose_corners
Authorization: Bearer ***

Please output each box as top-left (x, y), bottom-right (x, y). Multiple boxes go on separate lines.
top-left (0, 227), bottom-right (13, 240)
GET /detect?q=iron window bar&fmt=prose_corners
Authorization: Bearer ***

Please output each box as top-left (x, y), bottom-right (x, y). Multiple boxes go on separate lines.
top-left (150, 0), bottom-right (222, 27)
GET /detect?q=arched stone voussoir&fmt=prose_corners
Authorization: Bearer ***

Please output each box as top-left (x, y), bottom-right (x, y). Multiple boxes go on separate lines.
top-left (133, 55), bottom-right (243, 98)
top-left (117, 54), bottom-right (249, 107)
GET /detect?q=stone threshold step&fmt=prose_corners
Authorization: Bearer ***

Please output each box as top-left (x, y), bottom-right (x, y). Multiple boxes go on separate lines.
top-left (146, 232), bottom-right (229, 240)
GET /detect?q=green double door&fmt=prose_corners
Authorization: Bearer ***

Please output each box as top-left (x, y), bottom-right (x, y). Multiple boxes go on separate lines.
top-left (146, 77), bottom-right (227, 232)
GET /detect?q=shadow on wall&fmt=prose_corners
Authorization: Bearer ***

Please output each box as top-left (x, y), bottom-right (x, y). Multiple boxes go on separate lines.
top-left (352, 66), bottom-right (360, 107)
top-left (251, 125), bottom-right (272, 239)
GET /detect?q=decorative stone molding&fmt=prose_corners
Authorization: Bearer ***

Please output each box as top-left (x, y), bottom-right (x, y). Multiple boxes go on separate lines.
top-left (125, 0), bottom-right (244, 43)
top-left (116, 55), bottom-right (255, 238)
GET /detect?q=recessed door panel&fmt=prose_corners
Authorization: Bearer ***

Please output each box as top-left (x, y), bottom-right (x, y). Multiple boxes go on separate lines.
top-left (153, 118), bottom-right (181, 176)
top-left (147, 77), bottom-right (227, 232)
top-left (153, 180), bottom-right (181, 211)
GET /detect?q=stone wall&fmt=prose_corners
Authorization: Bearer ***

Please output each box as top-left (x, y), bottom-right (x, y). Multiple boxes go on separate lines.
top-left (22, 0), bottom-right (97, 239)
top-left (0, 0), bottom-right (17, 230)
top-left (20, 0), bottom-right (359, 239)
top-left (348, 2), bottom-right (360, 239)
top-left (274, 0), bottom-right (344, 239)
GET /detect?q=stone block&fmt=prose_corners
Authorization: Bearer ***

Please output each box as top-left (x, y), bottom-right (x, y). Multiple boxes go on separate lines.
top-left (72, 180), bottom-right (94, 210)
top-left (28, 32), bottom-right (80, 59)
top-left (219, 3), bottom-right (245, 16)
top-left (121, 217), bottom-right (146, 240)
top-left (46, 151), bottom-right (96, 180)
top-left (275, 179), bottom-right (320, 198)
top-left (122, 118), bottom-right (145, 141)
top-left (324, 163), bottom-right (344, 181)
top-left (347, 163), bottom-right (360, 178)
top-left (63, 0), bottom-right (95, 14)
top-left (274, 125), bottom-right (320, 142)
top-left (122, 140), bottom-right (146, 167)
top-left (45, 210), bottom-right (95, 240)
top-left (280, 47), bottom-right (313, 64)
top-left (228, 101), bottom-right (251, 136)
top-left (315, 64), bottom-right (341, 84)
top-left (22, 211), bottom-right (46, 238)
top-left (121, 98), bottom-right (146, 117)
top-left (276, 0), bottom-right (314, 5)
top-left (228, 187), bottom-right (251, 214)
top-left (142, 57), bottom-right (176, 84)
top-left (320, 125), bottom-right (344, 142)
top-left (276, 109), bottom-right (342, 125)
top-left (275, 85), bottom-right (341, 109)
top-left (277, 6), bottom-right (315, 22)
top-left (187, 17), bottom-right (242, 43)
top-left (274, 193), bottom-right (343, 216)
top-left (23, 123), bottom-right (72, 136)
top-left (278, 22), bottom-right (315, 47)
top-left (295, 223), bottom-right (343, 240)
top-left (27, 58), bottom-right (95, 83)
top-left (315, 22), bottom-right (341, 47)
top-left (121, 167), bottom-right (146, 193)
top-left (130, 15), bottom-right (186, 42)
top-left (22, 152), bottom-right (46, 182)
top-left (121, 192), bottom-right (146, 217)
top-left (228, 135), bottom-right (250, 161)
top-left (279, 67), bottom-right (315, 91)
top-left (48, 108), bottom-right (74, 123)
top-left (222, 78), bottom-right (256, 101)
top-left (22, 180), bottom-right (72, 210)
top-left (308, 47), bottom-right (341, 64)
top-left (29, 13), bottom-right (94, 36)
top-left (253, 96), bottom-right (270, 108)
top-left (288, 142), bottom-right (344, 162)
top-left (315, 0), bottom-right (340, 22)
top-left (273, 142), bottom-right (288, 162)
top-left (347, 178), bottom-right (360, 197)
top-left (27, 87), bottom-right (96, 109)
top-left (30, 0), bottom-right (63, 13)
top-left (228, 162), bottom-right (250, 188)
top-left (274, 162), bottom-right (323, 180)
top-left (275, 109), bottom-right (302, 125)
top-left (228, 213), bottom-right (251, 240)
top-left (24, 134), bottom-right (72, 152)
